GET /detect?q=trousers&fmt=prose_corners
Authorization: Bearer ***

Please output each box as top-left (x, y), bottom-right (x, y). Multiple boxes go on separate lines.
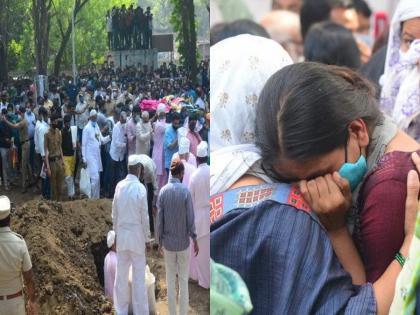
top-left (164, 247), bottom-right (190, 315)
top-left (0, 296), bottom-right (25, 315)
top-left (21, 142), bottom-right (32, 188)
top-left (0, 148), bottom-right (9, 187)
top-left (50, 159), bottom-right (64, 201)
top-left (114, 250), bottom-right (149, 315)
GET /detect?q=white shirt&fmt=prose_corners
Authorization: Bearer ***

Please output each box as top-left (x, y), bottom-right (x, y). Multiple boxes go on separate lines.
top-left (76, 101), bottom-right (89, 130)
top-left (112, 174), bottom-right (151, 254)
top-left (34, 120), bottom-right (49, 156)
top-left (82, 121), bottom-right (110, 177)
top-left (109, 122), bottom-right (127, 162)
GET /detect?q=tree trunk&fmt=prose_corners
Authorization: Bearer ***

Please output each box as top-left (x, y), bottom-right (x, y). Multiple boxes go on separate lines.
top-left (52, 0), bottom-right (90, 77)
top-left (53, 26), bottom-right (72, 76)
top-left (32, 0), bottom-right (51, 75)
top-left (0, 0), bottom-right (9, 83)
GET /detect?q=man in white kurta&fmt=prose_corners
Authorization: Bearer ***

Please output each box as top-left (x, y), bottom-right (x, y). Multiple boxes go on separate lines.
top-left (169, 137), bottom-right (196, 188)
top-left (112, 155), bottom-right (151, 315)
top-left (82, 110), bottom-right (110, 199)
top-left (188, 141), bottom-right (210, 289)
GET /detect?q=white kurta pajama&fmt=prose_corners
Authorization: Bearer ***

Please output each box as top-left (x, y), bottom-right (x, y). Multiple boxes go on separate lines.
top-left (112, 174), bottom-right (151, 315)
top-left (82, 121), bottom-right (110, 199)
top-left (188, 163), bottom-right (210, 289)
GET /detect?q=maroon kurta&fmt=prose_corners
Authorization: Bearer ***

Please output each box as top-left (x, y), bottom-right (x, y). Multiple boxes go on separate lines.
top-left (356, 149), bottom-right (420, 282)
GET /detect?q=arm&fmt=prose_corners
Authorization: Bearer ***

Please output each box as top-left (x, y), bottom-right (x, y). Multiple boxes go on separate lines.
top-left (140, 186), bottom-right (151, 241)
top-left (300, 173), bottom-right (366, 285)
top-left (186, 191), bottom-right (197, 241)
top-left (127, 122), bottom-right (136, 142)
top-left (157, 192), bottom-right (164, 246)
top-left (112, 187), bottom-right (118, 230)
top-left (44, 133), bottom-right (50, 172)
top-left (81, 127), bottom-right (87, 163)
top-left (359, 179), bottom-right (406, 283)
top-left (3, 118), bottom-right (24, 129)
top-left (22, 269), bottom-right (36, 303)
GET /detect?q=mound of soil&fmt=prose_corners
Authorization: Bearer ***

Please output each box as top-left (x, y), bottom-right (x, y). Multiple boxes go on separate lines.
top-left (12, 199), bottom-right (114, 315)
top-left (10, 197), bottom-right (209, 314)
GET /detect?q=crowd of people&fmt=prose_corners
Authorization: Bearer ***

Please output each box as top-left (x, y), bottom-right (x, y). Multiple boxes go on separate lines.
top-left (0, 56), bottom-right (209, 314)
top-left (106, 4), bottom-right (153, 51)
top-left (210, 0), bottom-right (420, 314)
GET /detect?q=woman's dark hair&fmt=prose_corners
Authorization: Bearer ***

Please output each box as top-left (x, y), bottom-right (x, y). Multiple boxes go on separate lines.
top-left (255, 62), bottom-right (382, 174)
top-left (300, 0), bottom-right (354, 39)
top-left (304, 21), bottom-right (361, 69)
top-left (210, 19), bottom-right (270, 46)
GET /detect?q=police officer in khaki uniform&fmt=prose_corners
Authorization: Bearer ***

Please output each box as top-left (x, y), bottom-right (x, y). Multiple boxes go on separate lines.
top-left (44, 114), bottom-right (65, 201)
top-left (0, 196), bottom-right (37, 315)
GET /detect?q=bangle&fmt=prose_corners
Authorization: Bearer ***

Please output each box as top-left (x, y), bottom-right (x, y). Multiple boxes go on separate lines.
top-left (395, 252), bottom-right (406, 267)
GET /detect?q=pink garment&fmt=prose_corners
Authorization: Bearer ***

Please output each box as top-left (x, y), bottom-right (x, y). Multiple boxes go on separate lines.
top-left (181, 160), bottom-right (196, 188)
top-left (104, 250), bottom-right (117, 300)
top-left (126, 118), bottom-right (137, 155)
top-left (152, 119), bottom-right (166, 176)
top-left (189, 235), bottom-right (210, 289)
top-left (187, 130), bottom-right (202, 157)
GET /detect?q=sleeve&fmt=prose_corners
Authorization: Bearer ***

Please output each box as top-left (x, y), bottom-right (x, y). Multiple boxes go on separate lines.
top-left (44, 133), bottom-right (49, 157)
top-left (39, 129), bottom-right (46, 157)
top-left (21, 240), bottom-right (32, 272)
top-left (210, 204), bottom-right (377, 314)
top-left (140, 186), bottom-right (151, 241)
top-left (34, 127), bottom-right (38, 151)
top-left (157, 191), bottom-right (164, 246)
top-left (127, 122), bottom-right (136, 142)
top-left (359, 179), bottom-right (406, 283)
top-left (112, 186), bottom-right (118, 230)
top-left (163, 128), bottom-right (171, 150)
top-left (82, 127), bottom-right (87, 162)
top-left (112, 126), bottom-right (126, 149)
top-left (186, 190), bottom-right (196, 240)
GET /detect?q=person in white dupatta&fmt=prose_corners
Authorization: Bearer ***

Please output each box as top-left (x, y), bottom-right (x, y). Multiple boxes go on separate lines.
top-left (379, 0), bottom-right (420, 138)
top-left (210, 34), bottom-right (293, 195)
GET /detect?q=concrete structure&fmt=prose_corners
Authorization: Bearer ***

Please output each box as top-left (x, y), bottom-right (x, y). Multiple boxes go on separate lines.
top-left (108, 49), bottom-right (158, 69)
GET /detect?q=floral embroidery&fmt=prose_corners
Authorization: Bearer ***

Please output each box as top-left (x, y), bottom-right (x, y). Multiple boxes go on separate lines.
top-left (221, 129), bottom-right (232, 142)
top-left (242, 131), bottom-right (255, 142)
top-left (245, 93), bottom-right (258, 107)
top-left (218, 92), bottom-right (229, 108)
top-left (249, 56), bottom-right (259, 70)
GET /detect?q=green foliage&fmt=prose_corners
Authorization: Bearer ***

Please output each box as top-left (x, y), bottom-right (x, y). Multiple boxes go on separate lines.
top-left (4, 0), bottom-right (206, 75)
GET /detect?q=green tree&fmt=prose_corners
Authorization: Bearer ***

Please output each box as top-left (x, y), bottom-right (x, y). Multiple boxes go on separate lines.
top-left (169, 0), bottom-right (198, 83)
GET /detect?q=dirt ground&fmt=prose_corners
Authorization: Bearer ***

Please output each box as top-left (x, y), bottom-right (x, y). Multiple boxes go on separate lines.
top-left (7, 186), bottom-right (209, 315)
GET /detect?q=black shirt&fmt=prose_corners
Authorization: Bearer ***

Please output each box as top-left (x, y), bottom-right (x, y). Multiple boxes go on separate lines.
top-left (0, 121), bottom-right (12, 149)
top-left (61, 127), bottom-right (74, 156)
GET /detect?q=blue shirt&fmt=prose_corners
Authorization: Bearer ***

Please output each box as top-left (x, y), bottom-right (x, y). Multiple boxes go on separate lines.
top-left (163, 125), bottom-right (178, 169)
top-left (211, 185), bottom-right (376, 315)
top-left (157, 178), bottom-right (196, 252)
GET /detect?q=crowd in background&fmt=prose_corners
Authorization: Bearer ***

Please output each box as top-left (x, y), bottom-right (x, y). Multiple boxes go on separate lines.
top-left (210, 0), bottom-right (420, 314)
top-left (106, 4), bottom-right (154, 51)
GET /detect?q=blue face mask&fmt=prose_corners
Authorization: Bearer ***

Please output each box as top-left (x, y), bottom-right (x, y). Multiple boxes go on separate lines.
top-left (338, 154), bottom-right (368, 192)
top-left (91, 121), bottom-right (97, 128)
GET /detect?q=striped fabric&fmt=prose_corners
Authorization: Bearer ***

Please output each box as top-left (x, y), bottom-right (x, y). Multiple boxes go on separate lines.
top-left (157, 177), bottom-right (197, 252)
top-left (211, 183), bottom-right (376, 315)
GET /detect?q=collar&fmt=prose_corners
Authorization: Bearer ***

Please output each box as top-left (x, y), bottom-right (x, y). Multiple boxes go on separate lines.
top-left (169, 177), bottom-right (181, 184)
top-left (126, 174), bottom-right (139, 181)
top-left (0, 227), bottom-right (11, 232)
